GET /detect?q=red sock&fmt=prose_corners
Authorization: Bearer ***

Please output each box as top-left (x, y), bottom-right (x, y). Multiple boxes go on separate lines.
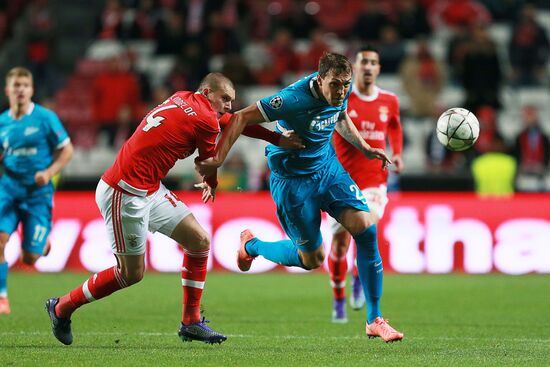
top-left (56, 266), bottom-right (128, 318)
top-left (328, 252), bottom-right (348, 300)
top-left (181, 249), bottom-right (209, 325)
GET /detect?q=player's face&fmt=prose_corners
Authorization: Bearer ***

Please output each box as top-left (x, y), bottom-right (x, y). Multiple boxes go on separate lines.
top-left (318, 71), bottom-right (352, 106)
top-left (205, 84), bottom-right (235, 116)
top-left (354, 51), bottom-right (380, 87)
top-left (5, 76), bottom-right (33, 107)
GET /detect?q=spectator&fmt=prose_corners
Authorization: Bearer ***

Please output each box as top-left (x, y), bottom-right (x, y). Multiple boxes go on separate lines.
top-left (96, 0), bottom-right (125, 39)
top-left (218, 152), bottom-right (248, 191)
top-left (508, 3), bottom-right (550, 86)
top-left (155, 9), bottom-right (186, 55)
top-left (128, 0), bottom-right (159, 40)
top-left (376, 25), bottom-right (406, 73)
top-left (221, 53), bottom-right (254, 86)
top-left (394, 0), bottom-right (431, 39)
top-left (429, 0), bottom-right (491, 29)
top-left (460, 23), bottom-right (502, 111)
top-left (92, 53), bottom-right (141, 147)
top-left (446, 23), bottom-right (471, 84)
top-left (300, 28), bottom-right (330, 72)
top-left (513, 105), bottom-right (550, 191)
top-left (473, 106), bottom-right (507, 156)
top-left (480, 0), bottom-right (523, 22)
top-left (255, 28), bottom-right (300, 85)
top-left (167, 41), bottom-right (209, 91)
top-left (277, 0), bottom-right (320, 39)
top-left (205, 10), bottom-right (241, 57)
top-left (352, 0), bottom-right (391, 42)
top-left (400, 40), bottom-right (444, 118)
top-left (23, 0), bottom-right (60, 101)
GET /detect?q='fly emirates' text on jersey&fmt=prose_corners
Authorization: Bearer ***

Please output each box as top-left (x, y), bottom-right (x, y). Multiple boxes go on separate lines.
top-left (333, 86), bottom-right (403, 188)
top-left (102, 91), bottom-right (219, 196)
top-left (258, 73), bottom-right (351, 177)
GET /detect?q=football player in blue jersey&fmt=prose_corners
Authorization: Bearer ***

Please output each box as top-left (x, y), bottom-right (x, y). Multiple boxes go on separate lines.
top-left (0, 67), bottom-right (73, 314)
top-left (197, 53), bottom-right (403, 342)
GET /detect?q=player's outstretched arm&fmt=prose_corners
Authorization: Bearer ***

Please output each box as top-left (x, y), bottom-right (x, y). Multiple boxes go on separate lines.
top-left (220, 113), bottom-right (303, 149)
top-left (196, 104), bottom-right (266, 177)
top-left (35, 142), bottom-right (74, 186)
top-left (335, 111), bottom-right (392, 169)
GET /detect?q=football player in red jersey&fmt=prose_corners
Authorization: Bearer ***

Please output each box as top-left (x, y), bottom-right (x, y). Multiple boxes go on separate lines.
top-left (328, 46), bottom-right (404, 323)
top-left (45, 73), bottom-right (302, 345)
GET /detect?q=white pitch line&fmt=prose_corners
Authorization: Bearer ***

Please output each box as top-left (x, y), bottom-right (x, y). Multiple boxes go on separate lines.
top-left (0, 331), bottom-right (549, 344)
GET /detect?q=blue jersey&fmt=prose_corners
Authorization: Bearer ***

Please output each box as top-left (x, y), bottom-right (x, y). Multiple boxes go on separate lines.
top-left (0, 103), bottom-right (70, 186)
top-left (257, 73), bottom-right (351, 177)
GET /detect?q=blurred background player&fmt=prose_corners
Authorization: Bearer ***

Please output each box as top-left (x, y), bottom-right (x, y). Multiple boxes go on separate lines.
top-left (0, 67), bottom-right (73, 314)
top-left (328, 45), bottom-right (404, 323)
top-left (197, 53), bottom-right (404, 342)
top-left (45, 72), bottom-right (302, 345)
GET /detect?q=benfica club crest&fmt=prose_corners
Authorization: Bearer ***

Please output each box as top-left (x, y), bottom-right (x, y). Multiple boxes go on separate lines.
top-left (379, 106), bottom-right (389, 122)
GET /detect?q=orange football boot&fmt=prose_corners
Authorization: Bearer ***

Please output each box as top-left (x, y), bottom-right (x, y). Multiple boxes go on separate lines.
top-left (366, 317), bottom-right (404, 343)
top-left (237, 230), bottom-right (256, 272)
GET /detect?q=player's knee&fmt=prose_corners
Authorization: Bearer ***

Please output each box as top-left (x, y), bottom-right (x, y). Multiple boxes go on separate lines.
top-left (348, 212), bottom-right (376, 236)
top-left (120, 268), bottom-right (144, 285)
top-left (301, 252), bottom-right (325, 270)
top-left (21, 252), bottom-right (40, 265)
top-left (194, 232), bottom-right (211, 251)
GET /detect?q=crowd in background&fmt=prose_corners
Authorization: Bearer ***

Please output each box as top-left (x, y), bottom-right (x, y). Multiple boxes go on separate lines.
top-left (0, 0), bottom-right (549, 193)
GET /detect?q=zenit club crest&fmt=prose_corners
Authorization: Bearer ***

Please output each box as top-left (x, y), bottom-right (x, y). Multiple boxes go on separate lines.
top-left (269, 96), bottom-right (283, 109)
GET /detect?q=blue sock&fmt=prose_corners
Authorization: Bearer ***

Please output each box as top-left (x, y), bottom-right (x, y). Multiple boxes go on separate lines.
top-left (353, 225), bottom-right (383, 324)
top-left (245, 238), bottom-right (304, 268)
top-left (0, 261), bottom-right (8, 298)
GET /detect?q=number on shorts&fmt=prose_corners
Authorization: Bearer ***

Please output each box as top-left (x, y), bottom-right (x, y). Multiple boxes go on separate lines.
top-left (33, 225), bottom-right (48, 243)
top-left (349, 184), bottom-right (368, 205)
top-left (142, 104), bottom-right (178, 132)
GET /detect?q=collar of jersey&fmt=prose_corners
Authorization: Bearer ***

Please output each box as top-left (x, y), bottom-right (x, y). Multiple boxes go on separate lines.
top-left (352, 86), bottom-right (379, 102)
top-left (9, 102), bottom-right (35, 119)
top-left (309, 77), bottom-right (321, 100)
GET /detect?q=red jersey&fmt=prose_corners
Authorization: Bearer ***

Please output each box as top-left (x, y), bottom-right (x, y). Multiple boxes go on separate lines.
top-left (333, 86), bottom-right (403, 189)
top-left (102, 91), bottom-right (219, 196)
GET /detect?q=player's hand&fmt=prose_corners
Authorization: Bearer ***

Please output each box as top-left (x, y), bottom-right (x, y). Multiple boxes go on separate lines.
top-left (365, 147), bottom-right (392, 170)
top-left (279, 130), bottom-right (305, 149)
top-left (392, 155), bottom-right (404, 173)
top-left (34, 170), bottom-right (51, 186)
top-left (195, 157), bottom-right (220, 177)
top-left (194, 182), bottom-right (216, 203)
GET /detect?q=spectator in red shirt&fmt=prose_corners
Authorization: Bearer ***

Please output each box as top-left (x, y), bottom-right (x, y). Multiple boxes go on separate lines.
top-left (92, 53), bottom-right (141, 147)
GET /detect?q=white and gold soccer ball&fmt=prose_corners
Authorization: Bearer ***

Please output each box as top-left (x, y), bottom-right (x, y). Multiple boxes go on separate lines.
top-left (436, 107), bottom-right (480, 151)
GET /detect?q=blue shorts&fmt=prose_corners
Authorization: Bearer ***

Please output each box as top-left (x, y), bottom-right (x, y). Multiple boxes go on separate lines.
top-left (0, 175), bottom-right (53, 254)
top-left (270, 158), bottom-right (370, 252)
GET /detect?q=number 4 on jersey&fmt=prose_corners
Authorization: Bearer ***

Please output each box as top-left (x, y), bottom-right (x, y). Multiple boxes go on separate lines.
top-left (142, 104), bottom-right (178, 132)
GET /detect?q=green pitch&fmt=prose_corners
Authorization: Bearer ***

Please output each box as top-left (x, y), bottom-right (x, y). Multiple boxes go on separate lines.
top-left (1, 272), bottom-right (549, 367)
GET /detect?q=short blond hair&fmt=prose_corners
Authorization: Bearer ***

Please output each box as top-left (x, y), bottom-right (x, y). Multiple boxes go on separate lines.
top-left (197, 72), bottom-right (234, 92)
top-left (6, 67), bottom-right (33, 84)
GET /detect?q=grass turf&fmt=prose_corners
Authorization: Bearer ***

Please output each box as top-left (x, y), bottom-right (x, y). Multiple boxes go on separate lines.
top-left (0, 272), bottom-right (549, 366)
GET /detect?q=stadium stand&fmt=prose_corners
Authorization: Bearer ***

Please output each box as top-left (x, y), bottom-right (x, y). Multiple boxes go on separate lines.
top-left (1, 0), bottom-right (549, 191)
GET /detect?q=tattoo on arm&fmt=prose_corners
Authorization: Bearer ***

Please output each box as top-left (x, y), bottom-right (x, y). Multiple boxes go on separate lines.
top-left (335, 113), bottom-right (366, 152)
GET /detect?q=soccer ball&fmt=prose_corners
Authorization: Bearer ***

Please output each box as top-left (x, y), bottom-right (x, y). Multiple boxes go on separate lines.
top-left (436, 107), bottom-right (480, 151)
